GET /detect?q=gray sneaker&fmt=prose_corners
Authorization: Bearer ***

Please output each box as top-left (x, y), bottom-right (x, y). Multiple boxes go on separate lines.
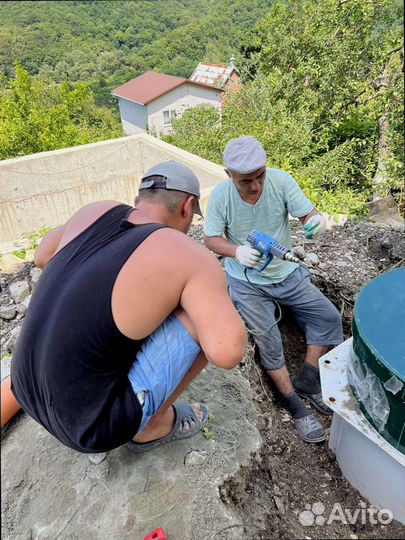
top-left (293, 413), bottom-right (326, 443)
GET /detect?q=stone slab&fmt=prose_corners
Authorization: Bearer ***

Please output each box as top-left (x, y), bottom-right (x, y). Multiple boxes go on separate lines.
top-left (1, 365), bottom-right (261, 540)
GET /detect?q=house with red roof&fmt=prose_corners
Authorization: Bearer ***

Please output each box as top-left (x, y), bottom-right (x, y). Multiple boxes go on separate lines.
top-left (112, 71), bottom-right (224, 137)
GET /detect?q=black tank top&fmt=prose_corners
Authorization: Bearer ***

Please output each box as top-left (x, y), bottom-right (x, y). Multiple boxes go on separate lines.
top-left (11, 204), bottom-right (167, 453)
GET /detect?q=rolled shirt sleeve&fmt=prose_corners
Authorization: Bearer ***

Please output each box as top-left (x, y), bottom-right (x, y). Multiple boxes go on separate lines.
top-left (203, 184), bottom-right (228, 237)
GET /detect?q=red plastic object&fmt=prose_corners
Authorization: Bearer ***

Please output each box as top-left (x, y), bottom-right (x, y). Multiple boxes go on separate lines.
top-left (144, 528), bottom-right (167, 540)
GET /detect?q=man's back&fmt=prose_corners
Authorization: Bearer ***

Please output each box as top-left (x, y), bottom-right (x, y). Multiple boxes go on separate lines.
top-left (11, 201), bottom-right (246, 452)
top-left (11, 204), bottom-right (165, 452)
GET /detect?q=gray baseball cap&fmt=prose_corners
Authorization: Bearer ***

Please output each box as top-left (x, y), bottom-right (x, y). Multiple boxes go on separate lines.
top-left (223, 136), bottom-right (267, 174)
top-left (139, 160), bottom-right (203, 216)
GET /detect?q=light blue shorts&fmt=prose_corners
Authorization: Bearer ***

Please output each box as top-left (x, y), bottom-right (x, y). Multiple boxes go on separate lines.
top-left (128, 314), bottom-right (201, 433)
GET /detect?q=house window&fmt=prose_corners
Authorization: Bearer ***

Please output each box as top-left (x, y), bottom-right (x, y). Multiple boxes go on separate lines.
top-left (163, 110), bottom-right (177, 125)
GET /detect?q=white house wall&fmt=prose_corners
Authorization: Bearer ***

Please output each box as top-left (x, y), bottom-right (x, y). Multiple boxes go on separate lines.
top-left (147, 83), bottom-right (221, 136)
top-left (117, 97), bottom-right (148, 135)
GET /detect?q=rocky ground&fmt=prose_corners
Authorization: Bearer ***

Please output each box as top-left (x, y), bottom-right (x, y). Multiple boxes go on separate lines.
top-left (1, 219), bottom-right (405, 539)
top-left (192, 219), bottom-right (405, 539)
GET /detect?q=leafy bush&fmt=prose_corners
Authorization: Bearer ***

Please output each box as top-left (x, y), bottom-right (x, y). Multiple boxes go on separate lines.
top-left (0, 65), bottom-right (122, 159)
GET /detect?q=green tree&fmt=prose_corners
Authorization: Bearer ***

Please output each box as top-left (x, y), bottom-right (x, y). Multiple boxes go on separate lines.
top-left (165, 105), bottom-right (225, 164)
top-left (0, 64), bottom-right (122, 159)
top-left (0, 0), bottom-right (273, 106)
top-left (240, 0), bottom-right (404, 200)
top-left (164, 0), bottom-right (404, 216)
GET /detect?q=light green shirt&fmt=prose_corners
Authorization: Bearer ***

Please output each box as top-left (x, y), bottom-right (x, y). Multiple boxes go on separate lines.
top-left (203, 168), bottom-right (314, 284)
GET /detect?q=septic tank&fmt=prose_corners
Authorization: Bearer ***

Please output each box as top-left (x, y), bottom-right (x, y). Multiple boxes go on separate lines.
top-left (350, 267), bottom-right (405, 454)
top-left (319, 267), bottom-right (405, 524)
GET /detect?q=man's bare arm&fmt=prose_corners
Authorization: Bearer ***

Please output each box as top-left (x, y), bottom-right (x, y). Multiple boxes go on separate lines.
top-left (34, 226), bottom-right (67, 269)
top-left (299, 207), bottom-right (319, 225)
top-left (204, 235), bottom-right (238, 258)
top-left (180, 248), bottom-right (247, 369)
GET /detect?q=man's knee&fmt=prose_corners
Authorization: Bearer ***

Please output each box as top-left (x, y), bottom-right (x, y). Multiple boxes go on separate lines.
top-left (261, 355), bottom-right (286, 371)
top-left (310, 287), bottom-right (342, 328)
top-left (324, 301), bottom-right (342, 330)
top-left (317, 299), bottom-right (343, 343)
top-left (254, 339), bottom-right (285, 371)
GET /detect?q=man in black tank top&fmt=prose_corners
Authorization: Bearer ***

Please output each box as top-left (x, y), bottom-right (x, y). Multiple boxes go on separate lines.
top-left (10, 161), bottom-right (247, 453)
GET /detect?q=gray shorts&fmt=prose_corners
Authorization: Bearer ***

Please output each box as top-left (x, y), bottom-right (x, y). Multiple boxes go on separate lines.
top-left (227, 266), bottom-right (343, 371)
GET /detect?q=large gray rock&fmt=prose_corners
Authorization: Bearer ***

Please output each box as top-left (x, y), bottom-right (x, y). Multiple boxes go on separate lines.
top-left (0, 305), bottom-right (16, 320)
top-left (366, 196), bottom-right (405, 231)
top-left (366, 195), bottom-right (398, 217)
top-left (1, 365), bottom-right (261, 540)
top-left (292, 245), bottom-right (306, 259)
top-left (16, 303), bottom-right (27, 316)
top-left (22, 294), bottom-right (32, 310)
top-left (30, 267), bottom-right (42, 287)
top-left (304, 252), bottom-right (320, 266)
top-left (5, 326), bottom-right (21, 353)
top-left (8, 280), bottom-right (30, 303)
top-left (15, 295), bottom-right (32, 316)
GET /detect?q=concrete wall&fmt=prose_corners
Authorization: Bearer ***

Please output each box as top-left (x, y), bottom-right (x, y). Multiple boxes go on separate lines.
top-left (147, 83), bottom-right (221, 136)
top-left (0, 133), bottom-right (225, 243)
top-left (116, 97), bottom-right (148, 135)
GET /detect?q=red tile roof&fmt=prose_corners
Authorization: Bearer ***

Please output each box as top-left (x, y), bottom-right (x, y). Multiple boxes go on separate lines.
top-left (112, 71), bottom-right (222, 105)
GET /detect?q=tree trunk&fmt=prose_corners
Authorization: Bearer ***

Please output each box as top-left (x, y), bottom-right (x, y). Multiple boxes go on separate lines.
top-left (372, 63), bottom-right (390, 201)
top-left (372, 110), bottom-right (389, 200)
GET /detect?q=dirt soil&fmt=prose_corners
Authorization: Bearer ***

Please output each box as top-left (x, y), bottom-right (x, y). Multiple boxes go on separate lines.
top-left (1, 219), bottom-right (405, 540)
top-left (192, 220), bottom-right (405, 540)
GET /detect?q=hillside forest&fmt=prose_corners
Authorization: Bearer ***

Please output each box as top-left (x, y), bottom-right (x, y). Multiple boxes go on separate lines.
top-left (1, 0), bottom-right (403, 216)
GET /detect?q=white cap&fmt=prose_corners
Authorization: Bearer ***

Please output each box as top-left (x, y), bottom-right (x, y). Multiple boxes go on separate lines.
top-left (223, 136), bottom-right (267, 174)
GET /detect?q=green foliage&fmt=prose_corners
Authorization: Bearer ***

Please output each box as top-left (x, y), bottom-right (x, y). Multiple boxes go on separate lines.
top-left (12, 249), bottom-right (27, 260)
top-left (0, 65), bottom-right (122, 159)
top-left (1, 0), bottom-right (403, 216)
top-left (202, 414), bottom-right (216, 440)
top-left (316, 188), bottom-right (369, 218)
top-left (165, 106), bottom-right (225, 164)
top-left (239, 0), bottom-right (404, 203)
top-left (22, 226), bottom-right (53, 250)
top-left (0, 0), bottom-right (273, 108)
top-left (11, 225), bottom-right (53, 261)
top-left (164, 0), bottom-right (404, 217)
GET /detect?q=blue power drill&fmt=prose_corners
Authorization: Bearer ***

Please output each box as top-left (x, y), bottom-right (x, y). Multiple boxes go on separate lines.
top-left (246, 230), bottom-right (301, 272)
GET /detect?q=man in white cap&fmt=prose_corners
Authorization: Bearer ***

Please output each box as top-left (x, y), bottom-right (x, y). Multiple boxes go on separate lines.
top-left (204, 136), bottom-right (343, 443)
top-left (11, 160), bottom-right (247, 454)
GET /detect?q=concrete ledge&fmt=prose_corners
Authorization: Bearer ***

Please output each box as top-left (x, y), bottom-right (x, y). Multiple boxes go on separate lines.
top-left (0, 134), bottom-right (225, 243)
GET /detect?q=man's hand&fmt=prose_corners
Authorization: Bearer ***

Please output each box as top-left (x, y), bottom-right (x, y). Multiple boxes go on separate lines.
top-left (304, 214), bottom-right (327, 239)
top-left (235, 245), bottom-right (262, 267)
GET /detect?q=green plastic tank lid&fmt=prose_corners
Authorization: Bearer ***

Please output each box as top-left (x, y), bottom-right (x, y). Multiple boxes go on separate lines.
top-left (354, 267), bottom-right (405, 382)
